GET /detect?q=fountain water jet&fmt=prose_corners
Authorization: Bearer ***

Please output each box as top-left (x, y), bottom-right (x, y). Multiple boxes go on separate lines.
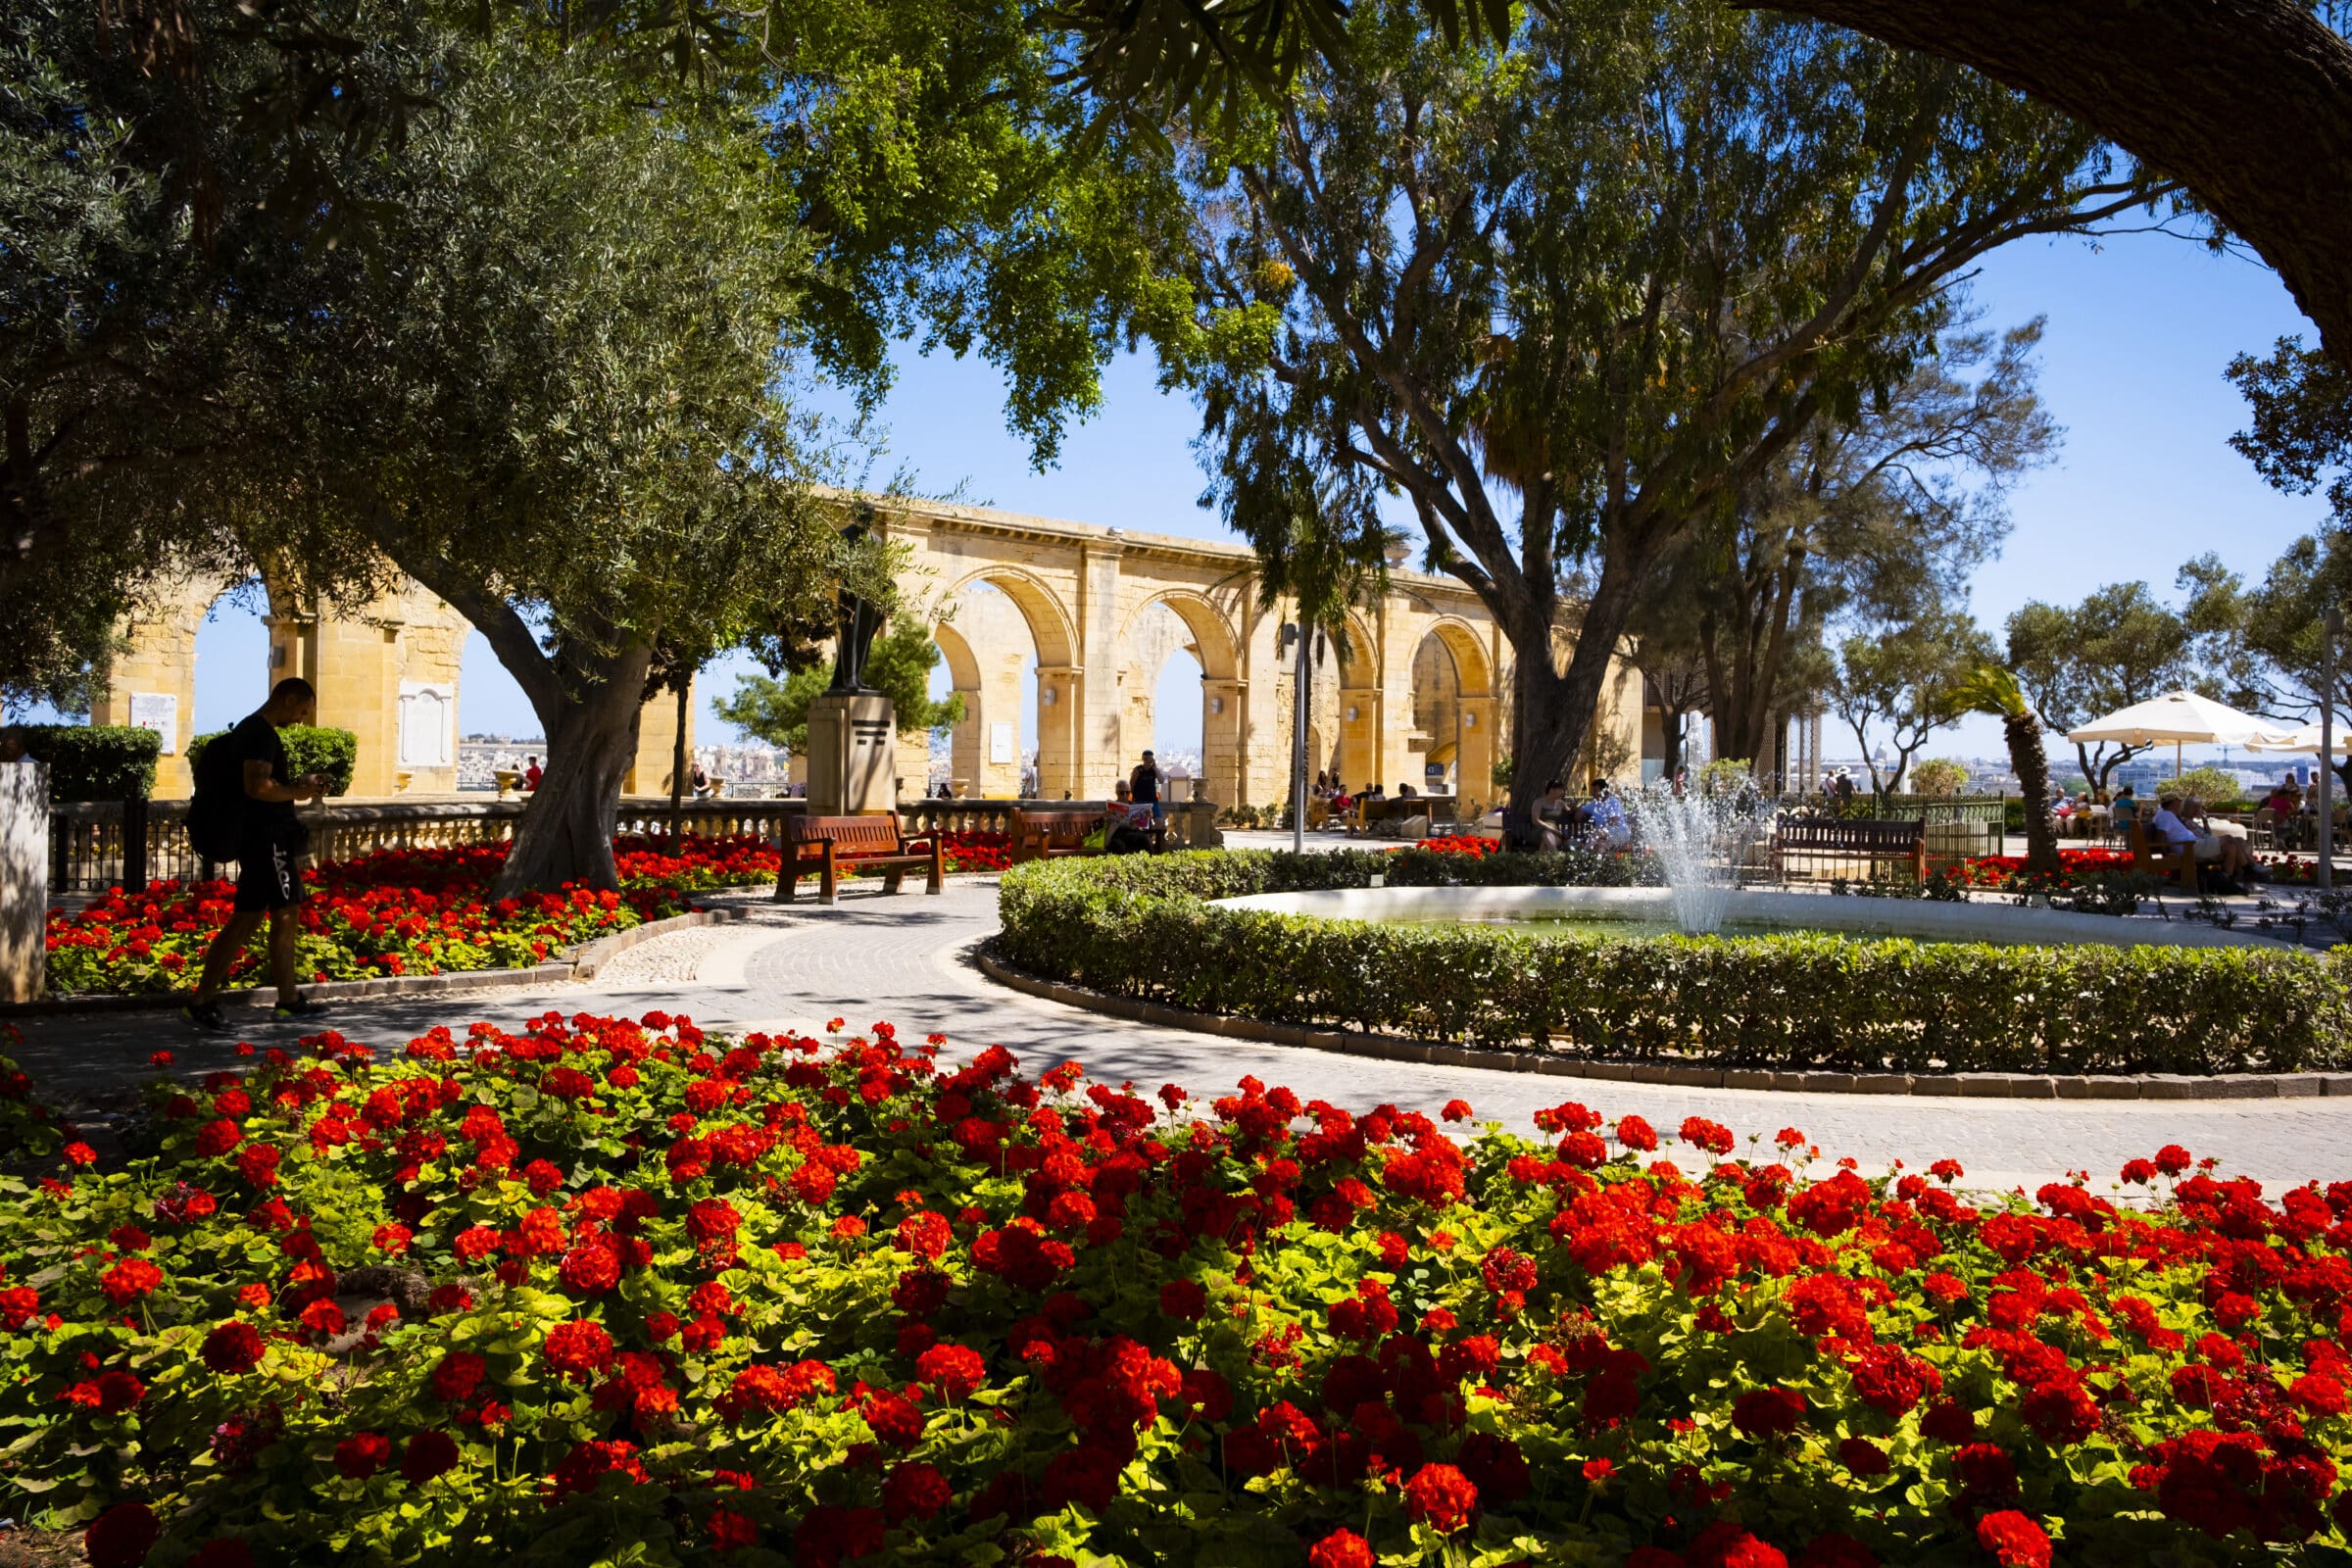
top-left (1628, 780), bottom-right (1778, 933)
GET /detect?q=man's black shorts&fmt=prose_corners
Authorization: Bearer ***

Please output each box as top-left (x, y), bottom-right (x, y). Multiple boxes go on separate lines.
top-left (233, 828), bottom-right (307, 912)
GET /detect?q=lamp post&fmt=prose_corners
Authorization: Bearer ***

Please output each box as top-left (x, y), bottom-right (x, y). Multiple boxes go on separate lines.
top-left (1287, 621), bottom-right (1312, 854)
top-left (2322, 608), bottom-right (2341, 891)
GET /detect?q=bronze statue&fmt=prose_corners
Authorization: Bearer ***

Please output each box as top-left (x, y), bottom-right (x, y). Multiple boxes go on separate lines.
top-left (825, 522), bottom-right (882, 694)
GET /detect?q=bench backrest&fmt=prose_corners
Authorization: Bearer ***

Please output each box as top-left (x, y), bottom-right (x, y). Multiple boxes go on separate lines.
top-left (784, 814), bottom-right (905, 853)
top-left (1774, 817), bottom-right (1925, 851)
top-left (1015, 808), bottom-right (1099, 839)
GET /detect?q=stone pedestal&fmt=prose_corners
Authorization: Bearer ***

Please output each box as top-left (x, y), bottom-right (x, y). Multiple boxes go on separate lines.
top-left (0, 761), bottom-right (49, 1002)
top-left (806, 693), bottom-right (897, 815)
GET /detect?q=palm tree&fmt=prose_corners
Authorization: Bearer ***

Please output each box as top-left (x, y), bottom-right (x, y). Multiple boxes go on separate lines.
top-left (1955, 664), bottom-right (2061, 875)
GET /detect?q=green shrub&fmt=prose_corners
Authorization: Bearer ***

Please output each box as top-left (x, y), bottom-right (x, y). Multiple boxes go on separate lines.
top-left (997, 853), bottom-right (2352, 1075)
top-left (187, 725), bottom-right (359, 796)
top-left (14, 724), bottom-right (161, 801)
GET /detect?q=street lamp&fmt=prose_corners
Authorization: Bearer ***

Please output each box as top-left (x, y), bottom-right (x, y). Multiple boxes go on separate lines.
top-left (2322, 608), bottom-right (2342, 891)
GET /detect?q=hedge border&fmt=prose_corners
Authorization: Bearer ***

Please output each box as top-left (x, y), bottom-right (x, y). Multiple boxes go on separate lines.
top-left (994, 852), bottom-right (2352, 1078)
top-left (973, 943), bottom-right (2352, 1101)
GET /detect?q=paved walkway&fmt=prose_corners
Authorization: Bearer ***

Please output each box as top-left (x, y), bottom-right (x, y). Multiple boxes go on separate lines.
top-left (13, 880), bottom-right (2352, 1195)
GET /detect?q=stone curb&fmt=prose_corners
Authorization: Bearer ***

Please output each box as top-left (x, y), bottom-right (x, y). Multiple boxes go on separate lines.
top-left (1, 906), bottom-right (754, 1016)
top-left (971, 947), bottom-right (2352, 1102)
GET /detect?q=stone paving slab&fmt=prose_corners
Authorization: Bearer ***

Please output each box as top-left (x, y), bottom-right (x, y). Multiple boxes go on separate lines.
top-left (11, 880), bottom-right (2350, 1194)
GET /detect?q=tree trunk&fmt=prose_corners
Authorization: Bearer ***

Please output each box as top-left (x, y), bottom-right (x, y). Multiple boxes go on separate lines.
top-left (1741, 0), bottom-right (2352, 372)
top-left (1503, 558), bottom-right (1648, 830)
top-left (2006, 710), bottom-right (2061, 875)
top-left (493, 645), bottom-right (653, 898)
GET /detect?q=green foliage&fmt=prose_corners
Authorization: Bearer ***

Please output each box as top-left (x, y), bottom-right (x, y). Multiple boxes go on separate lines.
top-left (714, 620), bottom-right (964, 755)
top-left (2006, 581), bottom-right (2203, 796)
top-left (1165, 0), bottom-right (2156, 806)
top-left (2164, 765), bottom-right (2244, 808)
top-left (998, 854), bottom-right (2352, 1073)
top-left (1831, 611), bottom-right (1997, 795)
top-left (13, 725), bottom-right (161, 802)
top-left (1908, 759), bottom-right (1970, 799)
top-left (1696, 759), bottom-right (1754, 795)
top-left (187, 728), bottom-right (360, 799)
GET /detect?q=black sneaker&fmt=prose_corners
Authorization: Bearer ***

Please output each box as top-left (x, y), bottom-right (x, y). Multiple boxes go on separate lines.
top-left (272, 1000), bottom-right (333, 1021)
top-left (181, 1000), bottom-right (231, 1034)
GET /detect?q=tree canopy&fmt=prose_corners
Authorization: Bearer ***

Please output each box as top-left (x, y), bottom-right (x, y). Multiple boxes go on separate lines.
top-left (1157, 0), bottom-right (2158, 813)
top-left (2006, 582), bottom-right (2203, 800)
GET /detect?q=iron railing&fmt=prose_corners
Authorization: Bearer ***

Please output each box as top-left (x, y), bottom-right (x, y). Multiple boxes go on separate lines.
top-left (49, 795), bottom-right (1225, 895)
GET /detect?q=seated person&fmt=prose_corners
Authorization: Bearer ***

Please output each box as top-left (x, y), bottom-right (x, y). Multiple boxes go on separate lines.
top-left (2180, 797), bottom-right (2258, 884)
top-left (1532, 778), bottom-right (1572, 851)
top-left (2150, 794), bottom-right (2252, 890)
top-left (1583, 778), bottom-right (1631, 849)
top-left (2262, 777), bottom-right (2305, 816)
top-left (1103, 781), bottom-right (1155, 855)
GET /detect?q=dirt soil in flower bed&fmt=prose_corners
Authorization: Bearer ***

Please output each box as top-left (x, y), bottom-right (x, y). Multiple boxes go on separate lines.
top-left (1, 1015), bottom-right (2349, 1566)
top-left (40, 831), bottom-right (1009, 999)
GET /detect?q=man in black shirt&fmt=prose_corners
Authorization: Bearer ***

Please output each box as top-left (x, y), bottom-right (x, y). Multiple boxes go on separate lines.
top-left (1130, 749), bottom-right (1164, 827)
top-left (183, 678), bottom-right (331, 1031)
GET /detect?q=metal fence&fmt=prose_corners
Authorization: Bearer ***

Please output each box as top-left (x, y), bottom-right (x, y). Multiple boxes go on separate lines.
top-left (49, 795), bottom-right (1224, 895)
top-left (1758, 793), bottom-right (2009, 882)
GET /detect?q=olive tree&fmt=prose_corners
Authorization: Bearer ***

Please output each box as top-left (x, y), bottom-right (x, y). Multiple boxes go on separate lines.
top-left (1165, 0), bottom-right (2163, 820)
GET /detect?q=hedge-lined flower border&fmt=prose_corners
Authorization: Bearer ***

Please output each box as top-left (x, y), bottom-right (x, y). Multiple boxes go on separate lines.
top-left (994, 853), bottom-right (2352, 1078)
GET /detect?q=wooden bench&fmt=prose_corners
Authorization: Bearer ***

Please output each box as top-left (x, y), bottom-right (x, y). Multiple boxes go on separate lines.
top-left (1010, 807), bottom-right (1104, 864)
top-left (2128, 820), bottom-right (2198, 891)
top-left (1348, 796), bottom-right (1449, 838)
top-left (773, 814), bottom-right (944, 905)
top-left (1768, 816), bottom-right (1927, 882)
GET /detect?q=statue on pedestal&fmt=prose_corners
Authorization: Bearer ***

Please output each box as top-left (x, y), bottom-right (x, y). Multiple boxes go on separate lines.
top-left (825, 522), bottom-right (882, 694)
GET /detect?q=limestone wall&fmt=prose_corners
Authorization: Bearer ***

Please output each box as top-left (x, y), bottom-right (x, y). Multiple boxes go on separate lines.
top-left (87, 496), bottom-right (1656, 817)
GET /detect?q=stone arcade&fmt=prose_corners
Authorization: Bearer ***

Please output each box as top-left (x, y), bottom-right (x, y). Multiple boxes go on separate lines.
top-left (90, 497), bottom-right (1729, 808)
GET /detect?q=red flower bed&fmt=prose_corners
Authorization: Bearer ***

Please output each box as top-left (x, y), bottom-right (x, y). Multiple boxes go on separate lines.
top-left (1951, 848), bottom-right (2138, 889)
top-left (1411, 834), bottom-right (1498, 858)
top-left (45, 831), bottom-right (1008, 996)
top-left (1, 1021), bottom-right (2347, 1563)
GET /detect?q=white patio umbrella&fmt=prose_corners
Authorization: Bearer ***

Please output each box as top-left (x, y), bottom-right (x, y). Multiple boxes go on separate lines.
top-left (2245, 719), bottom-right (2352, 756)
top-left (2064, 689), bottom-right (2293, 777)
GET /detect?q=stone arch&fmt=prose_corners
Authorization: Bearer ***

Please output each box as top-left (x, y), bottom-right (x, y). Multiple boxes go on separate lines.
top-left (1331, 610), bottom-right (1384, 794)
top-left (935, 565), bottom-right (1082, 797)
top-left (1117, 588), bottom-right (1246, 805)
top-left (1408, 617), bottom-right (1496, 803)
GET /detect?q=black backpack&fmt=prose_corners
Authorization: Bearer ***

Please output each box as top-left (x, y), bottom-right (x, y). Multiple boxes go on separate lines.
top-left (188, 736), bottom-right (247, 860)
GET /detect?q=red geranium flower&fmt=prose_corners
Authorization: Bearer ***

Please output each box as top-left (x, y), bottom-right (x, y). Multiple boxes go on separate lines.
top-left (202, 1320), bottom-right (267, 1375)
top-left (1403, 1462), bottom-right (1478, 1533)
top-left (1975, 1510), bottom-right (2051, 1568)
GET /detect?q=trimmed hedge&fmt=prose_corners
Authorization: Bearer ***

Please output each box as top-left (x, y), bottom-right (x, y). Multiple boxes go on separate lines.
top-left (997, 851), bottom-right (2352, 1076)
top-left (14, 724), bottom-right (161, 801)
top-left (188, 725), bottom-right (359, 797)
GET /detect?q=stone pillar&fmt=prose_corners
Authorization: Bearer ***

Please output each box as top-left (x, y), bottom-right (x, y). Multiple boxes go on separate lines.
top-left (1073, 535), bottom-right (1126, 797)
top-left (624, 678), bottom-right (694, 798)
top-left (1035, 666), bottom-right (1082, 798)
top-left (0, 761), bottom-right (45, 1002)
top-left (1200, 677), bottom-right (1244, 807)
top-left (1457, 695), bottom-right (1496, 814)
top-left (977, 647), bottom-right (1027, 798)
top-left (95, 587), bottom-right (208, 799)
top-left (807, 692), bottom-right (897, 814)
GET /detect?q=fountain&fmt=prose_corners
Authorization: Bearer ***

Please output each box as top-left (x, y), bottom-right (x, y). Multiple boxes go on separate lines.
top-left (1626, 779), bottom-right (1776, 934)
top-left (1207, 773), bottom-right (2263, 952)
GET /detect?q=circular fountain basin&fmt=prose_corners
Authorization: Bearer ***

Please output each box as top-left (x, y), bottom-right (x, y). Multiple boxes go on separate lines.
top-left (1209, 885), bottom-right (2271, 949)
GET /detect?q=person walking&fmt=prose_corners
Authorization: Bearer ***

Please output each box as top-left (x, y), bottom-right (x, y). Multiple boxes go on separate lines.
top-left (182, 678), bottom-right (331, 1032)
top-left (1130, 749), bottom-right (1165, 827)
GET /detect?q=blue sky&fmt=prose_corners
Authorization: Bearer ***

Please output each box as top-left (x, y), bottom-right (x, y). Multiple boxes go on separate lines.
top-left (172, 222), bottom-right (2323, 767)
